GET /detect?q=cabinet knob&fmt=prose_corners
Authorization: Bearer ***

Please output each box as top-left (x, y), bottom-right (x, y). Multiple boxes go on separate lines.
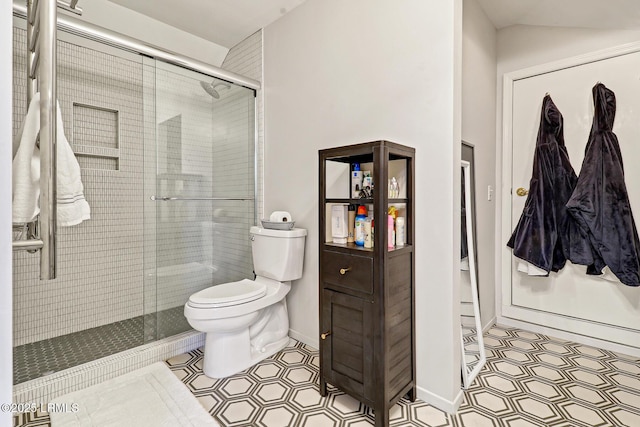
top-left (339, 267), bottom-right (351, 275)
top-left (321, 331), bottom-right (332, 340)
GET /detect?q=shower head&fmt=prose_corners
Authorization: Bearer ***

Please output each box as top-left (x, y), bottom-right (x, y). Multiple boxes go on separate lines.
top-left (200, 80), bottom-right (231, 99)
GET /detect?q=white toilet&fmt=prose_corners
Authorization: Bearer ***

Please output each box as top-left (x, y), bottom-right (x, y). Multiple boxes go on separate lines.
top-left (184, 225), bottom-right (307, 378)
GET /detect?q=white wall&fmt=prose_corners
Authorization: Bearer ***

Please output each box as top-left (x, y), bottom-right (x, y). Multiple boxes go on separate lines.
top-left (462, 0), bottom-right (497, 327)
top-left (264, 0), bottom-right (463, 412)
top-left (1, 0), bottom-right (13, 424)
top-left (72, 0), bottom-right (229, 67)
top-left (498, 25), bottom-right (640, 75)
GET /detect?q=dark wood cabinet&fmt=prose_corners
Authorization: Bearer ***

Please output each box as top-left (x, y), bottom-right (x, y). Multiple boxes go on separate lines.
top-left (318, 141), bottom-right (415, 427)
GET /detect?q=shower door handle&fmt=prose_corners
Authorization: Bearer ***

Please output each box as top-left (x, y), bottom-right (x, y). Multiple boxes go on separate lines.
top-left (150, 196), bottom-right (254, 201)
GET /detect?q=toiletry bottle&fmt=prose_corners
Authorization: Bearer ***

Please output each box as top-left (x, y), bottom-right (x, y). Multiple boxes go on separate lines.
top-left (351, 163), bottom-right (363, 198)
top-left (354, 205), bottom-right (367, 246)
top-left (364, 217), bottom-right (373, 248)
top-left (371, 219), bottom-right (374, 248)
top-left (396, 216), bottom-right (405, 247)
top-left (387, 214), bottom-right (395, 249)
top-left (347, 204), bottom-right (356, 243)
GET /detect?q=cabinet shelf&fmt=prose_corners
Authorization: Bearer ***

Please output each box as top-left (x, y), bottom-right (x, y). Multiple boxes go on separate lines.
top-left (319, 140), bottom-right (416, 427)
top-left (325, 198), bottom-right (409, 204)
top-left (323, 242), bottom-right (413, 255)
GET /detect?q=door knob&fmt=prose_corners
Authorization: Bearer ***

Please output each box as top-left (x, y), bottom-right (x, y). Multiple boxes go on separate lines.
top-left (321, 331), bottom-right (332, 340)
top-left (516, 187), bottom-right (528, 197)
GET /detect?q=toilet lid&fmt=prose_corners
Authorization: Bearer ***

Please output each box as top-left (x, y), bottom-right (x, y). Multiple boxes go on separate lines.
top-left (188, 279), bottom-right (267, 308)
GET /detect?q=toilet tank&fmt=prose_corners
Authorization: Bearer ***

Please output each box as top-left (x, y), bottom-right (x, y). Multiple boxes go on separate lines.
top-left (250, 226), bottom-right (307, 281)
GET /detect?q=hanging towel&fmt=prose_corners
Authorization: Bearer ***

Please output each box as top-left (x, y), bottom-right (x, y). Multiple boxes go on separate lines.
top-left (12, 93), bottom-right (90, 226)
top-left (12, 95), bottom-right (41, 224)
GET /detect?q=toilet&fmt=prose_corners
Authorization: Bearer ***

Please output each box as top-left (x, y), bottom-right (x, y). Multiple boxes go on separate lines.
top-left (184, 225), bottom-right (307, 378)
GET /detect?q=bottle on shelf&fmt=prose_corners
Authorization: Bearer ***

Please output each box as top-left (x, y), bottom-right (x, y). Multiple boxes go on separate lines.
top-left (347, 204), bottom-right (356, 243)
top-left (388, 214), bottom-right (395, 249)
top-left (396, 216), bottom-right (405, 247)
top-left (351, 163), bottom-right (363, 198)
top-left (354, 205), bottom-right (367, 246)
top-left (364, 217), bottom-right (373, 248)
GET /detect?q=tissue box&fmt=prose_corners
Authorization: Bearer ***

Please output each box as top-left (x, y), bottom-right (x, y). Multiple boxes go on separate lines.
top-left (331, 205), bottom-right (349, 244)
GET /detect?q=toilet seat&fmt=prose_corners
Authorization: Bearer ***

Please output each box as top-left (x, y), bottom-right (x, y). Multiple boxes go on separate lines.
top-left (188, 279), bottom-right (267, 308)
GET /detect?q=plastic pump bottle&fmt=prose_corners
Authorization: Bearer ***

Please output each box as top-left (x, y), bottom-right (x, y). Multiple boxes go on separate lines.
top-left (351, 163), bottom-right (363, 198)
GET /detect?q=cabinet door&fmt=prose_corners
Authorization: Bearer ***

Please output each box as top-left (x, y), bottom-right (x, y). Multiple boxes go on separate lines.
top-left (321, 289), bottom-right (374, 401)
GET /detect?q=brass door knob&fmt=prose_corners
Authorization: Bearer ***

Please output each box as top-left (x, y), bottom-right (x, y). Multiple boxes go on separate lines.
top-left (339, 267), bottom-right (351, 275)
top-left (321, 331), bottom-right (332, 340)
top-left (516, 187), bottom-right (528, 197)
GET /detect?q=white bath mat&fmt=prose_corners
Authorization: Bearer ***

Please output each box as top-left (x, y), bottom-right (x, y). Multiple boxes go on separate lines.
top-left (49, 362), bottom-right (218, 427)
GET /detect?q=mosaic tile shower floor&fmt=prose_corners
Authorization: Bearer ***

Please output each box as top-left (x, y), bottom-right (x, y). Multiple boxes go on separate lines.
top-left (13, 306), bottom-right (189, 384)
top-left (14, 324), bottom-right (640, 426)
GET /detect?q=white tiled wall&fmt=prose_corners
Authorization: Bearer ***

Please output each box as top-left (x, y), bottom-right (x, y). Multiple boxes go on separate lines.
top-left (12, 27), bottom-right (145, 346)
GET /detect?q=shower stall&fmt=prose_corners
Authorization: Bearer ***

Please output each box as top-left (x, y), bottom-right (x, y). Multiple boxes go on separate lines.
top-left (11, 5), bottom-right (257, 388)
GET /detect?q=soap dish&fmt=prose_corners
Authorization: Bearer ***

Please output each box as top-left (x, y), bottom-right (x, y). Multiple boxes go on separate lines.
top-left (261, 220), bottom-right (295, 230)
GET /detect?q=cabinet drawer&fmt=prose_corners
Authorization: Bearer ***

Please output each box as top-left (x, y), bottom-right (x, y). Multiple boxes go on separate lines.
top-left (322, 250), bottom-right (373, 294)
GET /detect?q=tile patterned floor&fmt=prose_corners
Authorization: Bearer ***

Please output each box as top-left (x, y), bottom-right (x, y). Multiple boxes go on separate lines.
top-left (13, 306), bottom-right (189, 384)
top-left (14, 325), bottom-right (640, 426)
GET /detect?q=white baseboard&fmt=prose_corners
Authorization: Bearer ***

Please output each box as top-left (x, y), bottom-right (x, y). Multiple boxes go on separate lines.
top-left (416, 385), bottom-right (464, 414)
top-left (482, 316), bottom-right (496, 333)
top-left (497, 316), bottom-right (640, 358)
top-left (289, 328), bottom-right (318, 350)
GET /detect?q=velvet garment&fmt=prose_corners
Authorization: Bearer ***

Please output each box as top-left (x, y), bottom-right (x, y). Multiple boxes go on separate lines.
top-left (566, 83), bottom-right (640, 287)
top-left (508, 95), bottom-right (579, 273)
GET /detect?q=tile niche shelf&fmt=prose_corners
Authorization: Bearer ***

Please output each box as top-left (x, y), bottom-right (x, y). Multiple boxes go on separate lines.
top-left (318, 140), bottom-right (416, 427)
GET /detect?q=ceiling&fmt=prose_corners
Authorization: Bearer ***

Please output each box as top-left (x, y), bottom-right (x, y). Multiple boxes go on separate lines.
top-left (477, 0), bottom-right (640, 31)
top-left (106, 0), bottom-right (640, 50)
top-left (107, 0), bottom-right (308, 48)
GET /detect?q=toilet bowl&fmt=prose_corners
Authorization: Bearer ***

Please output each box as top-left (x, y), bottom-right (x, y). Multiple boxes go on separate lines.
top-left (184, 226), bottom-right (306, 378)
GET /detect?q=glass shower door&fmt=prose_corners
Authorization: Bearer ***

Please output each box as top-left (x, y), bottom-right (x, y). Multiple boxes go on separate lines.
top-left (144, 59), bottom-right (256, 341)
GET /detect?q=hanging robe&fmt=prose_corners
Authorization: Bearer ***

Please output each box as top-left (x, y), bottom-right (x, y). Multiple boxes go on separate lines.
top-left (507, 95), bottom-right (579, 274)
top-left (566, 83), bottom-right (640, 287)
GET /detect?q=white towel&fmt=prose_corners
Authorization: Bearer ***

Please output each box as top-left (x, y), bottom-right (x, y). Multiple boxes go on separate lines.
top-left (12, 93), bottom-right (90, 226)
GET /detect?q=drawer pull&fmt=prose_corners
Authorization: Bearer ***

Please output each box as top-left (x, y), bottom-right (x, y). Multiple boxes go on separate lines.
top-left (339, 267), bottom-right (351, 275)
top-left (321, 331), bottom-right (332, 340)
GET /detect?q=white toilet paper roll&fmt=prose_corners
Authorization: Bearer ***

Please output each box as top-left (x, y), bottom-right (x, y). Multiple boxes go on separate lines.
top-left (269, 211), bottom-right (292, 222)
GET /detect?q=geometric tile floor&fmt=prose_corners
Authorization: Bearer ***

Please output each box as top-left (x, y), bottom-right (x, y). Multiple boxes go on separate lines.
top-left (13, 324), bottom-right (640, 426)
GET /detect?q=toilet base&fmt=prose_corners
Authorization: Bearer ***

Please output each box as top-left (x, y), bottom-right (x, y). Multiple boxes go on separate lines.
top-left (200, 299), bottom-right (291, 379)
top-left (202, 333), bottom-right (290, 379)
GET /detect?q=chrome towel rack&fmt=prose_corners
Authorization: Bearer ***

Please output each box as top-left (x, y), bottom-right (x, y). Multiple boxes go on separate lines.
top-left (12, 0), bottom-right (81, 280)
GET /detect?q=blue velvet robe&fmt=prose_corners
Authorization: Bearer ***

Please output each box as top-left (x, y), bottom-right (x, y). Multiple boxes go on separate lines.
top-left (566, 83), bottom-right (640, 287)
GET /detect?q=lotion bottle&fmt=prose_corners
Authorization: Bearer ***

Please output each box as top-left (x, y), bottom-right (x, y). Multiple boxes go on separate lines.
top-left (351, 163), bottom-right (363, 198)
top-left (396, 216), bottom-right (405, 246)
top-left (354, 205), bottom-right (367, 246)
top-left (387, 214), bottom-right (395, 249)
top-left (347, 204), bottom-right (356, 243)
